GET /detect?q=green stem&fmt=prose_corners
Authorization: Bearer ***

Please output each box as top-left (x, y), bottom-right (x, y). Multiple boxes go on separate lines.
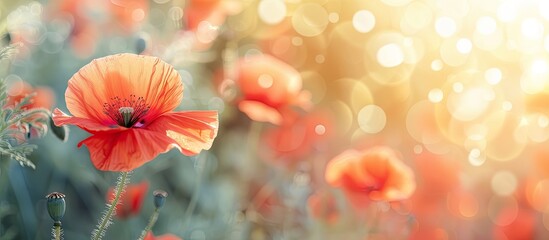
top-left (0, 155), bottom-right (9, 235)
top-left (181, 154), bottom-right (207, 228)
top-left (137, 208), bottom-right (159, 240)
top-left (53, 223), bottom-right (62, 240)
top-left (91, 171), bottom-right (130, 240)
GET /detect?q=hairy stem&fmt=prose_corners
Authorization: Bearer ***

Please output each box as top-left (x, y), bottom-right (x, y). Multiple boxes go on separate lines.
top-left (91, 171), bottom-right (130, 240)
top-left (52, 223), bottom-right (62, 240)
top-left (137, 208), bottom-right (159, 240)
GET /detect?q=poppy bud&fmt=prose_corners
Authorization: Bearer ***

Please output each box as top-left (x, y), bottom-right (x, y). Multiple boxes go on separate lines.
top-left (153, 190), bottom-right (168, 209)
top-left (135, 36), bottom-right (147, 54)
top-left (46, 192), bottom-right (66, 224)
top-left (49, 117), bottom-right (68, 142)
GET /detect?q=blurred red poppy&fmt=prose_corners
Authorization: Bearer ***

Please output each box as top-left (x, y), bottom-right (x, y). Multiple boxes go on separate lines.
top-left (48, 0), bottom-right (147, 57)
top-left (107, 181), bottom-right (148, 219)
top-left (6, 81), bottom-right (55, 110)
top-left (325, 146), bottom-right (416, 208)
top-left (307, 191), bottom-right (340, 224)
top-left (4, 81), bottom-right (55, 141)
top-left (224, 54), bottom-right (311, 125)
top-left (408, 152), bottom-right (461, 214)
top-left (261, 110), bottom-right (334, 165)
top-left (492, 207), bottom-right (536, 240)
top-left (144, 232), bottom-right (182, 240)
top-left (52, 53), bottom-right (218, 171)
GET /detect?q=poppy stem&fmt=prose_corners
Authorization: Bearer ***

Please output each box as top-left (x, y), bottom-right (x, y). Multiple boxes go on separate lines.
top-left (137, 208), bottom-right (159, 240)
top-left (91, 171), bottom-right (130, 240)
top-left (52, 223), bottom-right (62, 240)
top-left (181, 153), bottom-right (207, 228)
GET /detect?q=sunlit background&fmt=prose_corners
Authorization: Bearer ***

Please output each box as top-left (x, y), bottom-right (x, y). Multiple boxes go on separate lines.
top-left (3, 0), bottom-right (549, 239)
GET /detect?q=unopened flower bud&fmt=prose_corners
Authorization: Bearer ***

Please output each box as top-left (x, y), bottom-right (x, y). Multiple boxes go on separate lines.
top-left (153, 190), bottom-right (168, 209)
top-left (49, 117), bottom-right (68, 142)
top-left (46, 192), bottom-right (66, 223)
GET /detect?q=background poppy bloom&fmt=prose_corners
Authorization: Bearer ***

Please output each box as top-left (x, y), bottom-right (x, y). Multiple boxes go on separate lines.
top-left (107, 181), bottom-right (148, 219)
top-left (325, 146), bottom-right (416, 208)
top-left (52, 53), bottom-right (218, 171)
top-left (307, 191), bottom-right (340, 224)
top-left (144, 232), bottom-right (182, 240)
top-left (4, 81), bottom-right (55, 141)
top-left (228, 54), bottom-right (311, 125)
top-left (6, 81), bottom-right (55, 110)
top-left (261, 109), bottom-right (335, 166)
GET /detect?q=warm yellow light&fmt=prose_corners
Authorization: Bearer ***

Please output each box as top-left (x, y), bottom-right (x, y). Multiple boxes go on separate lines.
top-left (435, 17), bottom-right (457, 38)
top-left (428, 88), bottom-right (444, 103)
top-left (376, 43), bottom-right (404, 68)
top-left (352, 10), bottom-right (376, 33)
top-left (456, 38), bottom-right (473, 54)
top-left (476, 16), bottom-right (497, 35)
top-left (258, 0), bottom-right (287, 25)
top-left (521, 18), bottom-right (544, 40)
top-left (358, 105), bottom-right (387, 134)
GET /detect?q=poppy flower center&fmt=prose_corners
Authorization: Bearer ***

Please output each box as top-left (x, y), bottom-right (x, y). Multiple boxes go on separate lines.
top-left (103, 95), bottom-right (150, 127)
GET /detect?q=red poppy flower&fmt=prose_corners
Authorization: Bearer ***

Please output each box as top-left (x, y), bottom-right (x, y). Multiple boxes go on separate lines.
top-left (261, 110), bottom-right (334, 165)
top-left (107, 181), bottom-right (148, 219)
top-left (144, 232), bottom-right (182, 240)
top-left (48, 0), bottom-right (147, 57)
top-left (221, 54), bottom-right (311, 125)
top-left (325, 146), bottom-right (416, 208)
top-left (185, 0), bottom-right (240, 31)
top-left (4, 81), bottom-right (55, 141)
top-left (52, 53), bottom-right (218, 171)
top-left (6, 81), bottom-right (55, 110)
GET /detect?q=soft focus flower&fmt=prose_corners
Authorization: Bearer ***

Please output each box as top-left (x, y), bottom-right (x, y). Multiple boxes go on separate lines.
top-left (144, 232), bottom-right (182, 240)
top-left (307, 191), bottom-right (340, 224)
top-left (107, 181), bottom-right (148, 219)
top-left (4, 81), bottom-right (54, 141)
top-left (6, 81), bottom-right (55, 110)
top-left (408, 152), bottom-right (461, 214)
top-left (226, 54), bottom-right (311, 125)
top-left (261, 110), bottom-right (334, 165)
top-left (49, 0), bottom-right (148, 57)
top-left (325, 146), bottom-right (416, 208)
top-left (184, 0), bottom-right (241, 50)
top-left (108, 0), bottom-right (148, 32)
top-left (52, 53), bottom-right (219, 171)
top-left (492, 207), bottom-right (536, 240)
top-left (49, 0), bottom-right (100, 57)
top-left (185, 0), bottom-right (239, 31)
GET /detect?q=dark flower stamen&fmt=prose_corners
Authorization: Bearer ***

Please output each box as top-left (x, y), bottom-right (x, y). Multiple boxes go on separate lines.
top-left (103, 94), bottom-right (150, 127)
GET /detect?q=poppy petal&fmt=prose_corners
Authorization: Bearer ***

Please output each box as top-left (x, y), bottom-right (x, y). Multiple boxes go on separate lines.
top-left (65, 53), bottom-right (183, 124)
top-left (52, 108), bottom-right (123, 133)
top-left (325, 150), bottom-right (360, 186)
top-left (107, 181), bottom-right (149, 219)
top-left (238, 100), bottom-right (282, 125)
top-left (144, 232), bottom-right (182, 240)
top-left (147, 111), bottom-right (218, 156)
top-left (78, 129), bottom-right (180, 171)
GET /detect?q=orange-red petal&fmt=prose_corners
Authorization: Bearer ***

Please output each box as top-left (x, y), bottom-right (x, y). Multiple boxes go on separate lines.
top-left (78, 128), bottom-right (179, 171)
top-left (144, 232), bottom-right (183, 240)
top-left (325, 147), bottom-right (416, 206)
top-left (146, 111), bottom-right (218, 156)
top-left (107, 181), bottom-right (149, 219)
top-left (238, 100), bottom-right (282, 125)
top-left (52, 108), bottom-right (124, 133)
top-left (65, 53), bottom-right (183, 125)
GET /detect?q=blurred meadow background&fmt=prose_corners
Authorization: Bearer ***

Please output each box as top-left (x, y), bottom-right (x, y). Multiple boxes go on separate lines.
top-left (3, 0), bottom-right (549, 239)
